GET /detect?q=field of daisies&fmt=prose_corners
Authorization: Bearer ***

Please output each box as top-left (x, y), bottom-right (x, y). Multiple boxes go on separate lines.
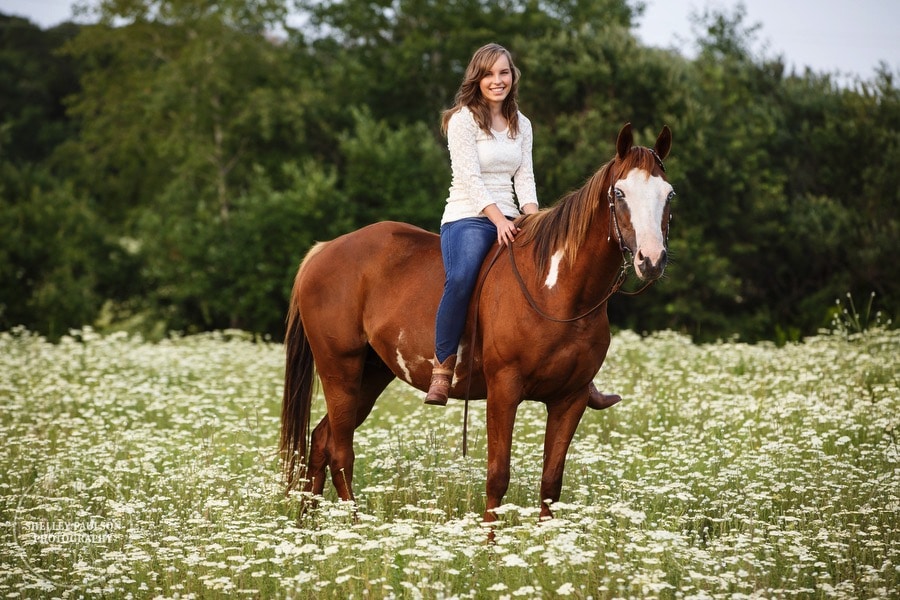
top-left (1, 323), bottom-right (897, 599)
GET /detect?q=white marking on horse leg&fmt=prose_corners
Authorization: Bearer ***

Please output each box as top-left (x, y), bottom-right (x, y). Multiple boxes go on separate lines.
top-left (395, 330), bottom-right (412, 382)
top-left (395, 348), bottom-right (412, 383)
top-left (544, 250), bottom-right (564, 289)
top-left (452, 342), bottom-right (466, 385)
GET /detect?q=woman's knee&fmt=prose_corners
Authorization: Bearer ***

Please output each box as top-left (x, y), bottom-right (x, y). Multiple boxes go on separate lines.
top-left (444, 268), bottom-right (479, 292)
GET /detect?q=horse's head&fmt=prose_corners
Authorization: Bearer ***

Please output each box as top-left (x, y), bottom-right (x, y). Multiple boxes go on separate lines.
top-left (608, 123), bottom-right (674, 281)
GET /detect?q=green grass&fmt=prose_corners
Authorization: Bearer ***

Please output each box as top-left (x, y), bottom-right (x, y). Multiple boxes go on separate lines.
top-left (1, 326), bottom-right (897, 599)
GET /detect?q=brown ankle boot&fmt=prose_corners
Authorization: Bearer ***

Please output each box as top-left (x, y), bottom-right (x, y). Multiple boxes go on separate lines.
top-left (424, 354), bottom-right (457, 406)
top-left (587, 382), bottom-right (622, 410)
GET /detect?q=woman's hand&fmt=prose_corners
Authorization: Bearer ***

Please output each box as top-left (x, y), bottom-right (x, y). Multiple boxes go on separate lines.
top-left (495, 218), bottom-right (520, 246)
top-left (483, 204), bottom-right (519, 246)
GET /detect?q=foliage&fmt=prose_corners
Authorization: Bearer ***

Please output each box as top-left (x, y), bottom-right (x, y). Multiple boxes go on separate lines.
top-left (0, 0), bottom-right (896, 340)
top-left (0, 16), bottom-right (81, 164)
top-left (0, 164), bottom-right (124, 338)
top-left (0, 327), bottom-right (897, 597)
top-left (339, 108), bottom-right (448, 230)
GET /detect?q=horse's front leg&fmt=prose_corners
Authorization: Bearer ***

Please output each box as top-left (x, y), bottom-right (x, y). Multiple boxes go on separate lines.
top-left (483, 391), bottom-right (521, 523)
top-left (539, 393), bottom-right (588, 520)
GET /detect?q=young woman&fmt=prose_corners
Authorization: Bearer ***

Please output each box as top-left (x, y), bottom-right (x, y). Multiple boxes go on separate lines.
top-left (424, 43), bottom-right (538, 406)
top-left (425, 43), bottom-right (620, 412)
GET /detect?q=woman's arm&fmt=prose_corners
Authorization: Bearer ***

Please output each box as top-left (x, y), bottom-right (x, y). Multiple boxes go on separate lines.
top-left (513, 115), bottom-right (539, 214)
top-left (449, 108), bottom-right (519, 245)
top-left (447, 109), bottom-right (495, 215)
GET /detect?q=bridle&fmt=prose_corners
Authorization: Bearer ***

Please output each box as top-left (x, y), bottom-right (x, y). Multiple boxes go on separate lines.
top-left (608, 146), bottom-right (669, 256)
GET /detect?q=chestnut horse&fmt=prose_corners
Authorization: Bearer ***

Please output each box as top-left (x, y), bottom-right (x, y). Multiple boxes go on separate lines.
top-left (281, 123), bottom-right (674, 522)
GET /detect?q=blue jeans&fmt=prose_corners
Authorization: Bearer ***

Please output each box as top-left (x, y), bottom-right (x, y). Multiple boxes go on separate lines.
top-left (434, 217), bottom-right (498, 362)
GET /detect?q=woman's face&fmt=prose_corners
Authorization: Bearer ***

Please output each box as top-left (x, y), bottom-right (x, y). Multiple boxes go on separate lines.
top-left (478, 54), bottom-right (513, 106)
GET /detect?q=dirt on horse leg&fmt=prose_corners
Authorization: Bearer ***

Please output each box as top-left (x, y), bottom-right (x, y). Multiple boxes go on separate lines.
top-left (539, 396), bottom-right (587, 520)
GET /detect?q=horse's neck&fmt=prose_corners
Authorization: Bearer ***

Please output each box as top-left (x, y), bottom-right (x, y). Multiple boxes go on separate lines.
top-left (565, 217), bottom-right (623, 300)
top-left (509, 166), bottom-right (625, 312)
top-left (533, 206), bottom-right (623, 312)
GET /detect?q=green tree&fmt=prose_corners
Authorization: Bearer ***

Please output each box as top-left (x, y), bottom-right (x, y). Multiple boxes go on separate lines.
top-left (629, 5), bottom-right (794, 340)
top-left (518, 19), bottom-right (688, 201)
top-left (3, 0), bottom-right (895, 341)
top-left (0, 163), bottom-right (120, 338)
top-left (57, 0), bottom-right (323, 332)
top-left (339, 108), bottom-right (448, 231)
top-left (142, 160), bottom-right (346, 334)
top-left (0, 15), bottom-right (81, 164)
top-left (776, 66), bottom-right (900, 330)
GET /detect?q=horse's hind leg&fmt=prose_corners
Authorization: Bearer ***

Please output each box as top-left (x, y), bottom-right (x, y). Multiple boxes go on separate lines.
top-left (306, 416), bottom-right (331, 497)
top-left (312, 352), bottom-right (396, 502)
top-left (357, 349), bottom-right (396, 423)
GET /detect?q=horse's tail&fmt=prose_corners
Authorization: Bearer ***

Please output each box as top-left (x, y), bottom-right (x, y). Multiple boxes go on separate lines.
top-left (279, 243), bottom-right (326, 492)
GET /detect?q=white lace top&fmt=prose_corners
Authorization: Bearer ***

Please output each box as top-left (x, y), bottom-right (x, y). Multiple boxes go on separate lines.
top-left (441, 106), bottom-right (539, 225)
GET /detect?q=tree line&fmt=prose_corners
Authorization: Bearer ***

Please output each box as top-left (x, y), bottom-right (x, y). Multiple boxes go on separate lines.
top-left (1, 0), bottom-right (897, 342)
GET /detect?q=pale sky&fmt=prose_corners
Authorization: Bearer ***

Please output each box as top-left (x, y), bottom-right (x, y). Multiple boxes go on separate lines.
top-left (2, 0), bottom-right (898, 80)
top-left (637, 0), bottom-right (899, 81)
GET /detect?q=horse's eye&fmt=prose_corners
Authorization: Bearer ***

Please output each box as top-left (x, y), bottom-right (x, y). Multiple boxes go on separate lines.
top-left (614, 188), bottom-right (625, 201)
top-left (667, 190), bottom-right (676, 202)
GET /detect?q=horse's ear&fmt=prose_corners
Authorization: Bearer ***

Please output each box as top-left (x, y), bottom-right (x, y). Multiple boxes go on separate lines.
top-left (616, 123), bottom-right (633, 159)
top-left (654, 125), bottom-right (672, 160)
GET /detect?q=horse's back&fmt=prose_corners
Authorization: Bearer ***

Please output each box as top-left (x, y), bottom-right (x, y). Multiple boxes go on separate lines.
top-left (311, 221), bottom-right (436, 267)
top-left (296, 221), bottom-right (444, 386)
top-left (309, 221), bottom-right (438, 287)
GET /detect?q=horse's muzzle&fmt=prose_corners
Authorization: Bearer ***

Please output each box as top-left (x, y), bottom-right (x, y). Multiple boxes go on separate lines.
top-left (635, 248), bottom-right (667, 280)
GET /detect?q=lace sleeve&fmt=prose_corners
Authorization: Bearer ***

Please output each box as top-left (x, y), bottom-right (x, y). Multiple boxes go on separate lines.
top-left (513, 114), bottom-right (538, 209)
top-left (447, 109), bottom-right (495, 214)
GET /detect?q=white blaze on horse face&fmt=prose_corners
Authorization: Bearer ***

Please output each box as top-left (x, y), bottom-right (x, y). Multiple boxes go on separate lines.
top-left (616, 168), bottom-right (672, 273)
top-left (544, 250), bottom-right (564, 289)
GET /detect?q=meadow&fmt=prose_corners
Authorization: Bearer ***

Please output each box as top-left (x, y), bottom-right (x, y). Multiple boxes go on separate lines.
top-left (0, 324), bottom-right (897, 599)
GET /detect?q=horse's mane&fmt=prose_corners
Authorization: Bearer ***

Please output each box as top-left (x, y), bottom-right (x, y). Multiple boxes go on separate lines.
top-left (516, 147), bottom-right (659, 276)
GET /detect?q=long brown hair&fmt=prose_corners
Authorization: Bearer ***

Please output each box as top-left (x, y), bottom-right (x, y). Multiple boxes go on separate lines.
top-left (441, 43), bottom-right (521, 138)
